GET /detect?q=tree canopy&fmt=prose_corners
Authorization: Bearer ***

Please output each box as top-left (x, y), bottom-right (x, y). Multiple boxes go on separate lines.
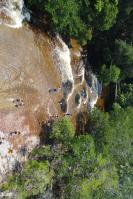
top-left (115, 40), bottom-right (133, 78)
top-left (1, 0), bottom-right (133, 198)
top-left (100, 64), bottom-right (121, 85)
top-left (27, 0), bottom-right (118, 44)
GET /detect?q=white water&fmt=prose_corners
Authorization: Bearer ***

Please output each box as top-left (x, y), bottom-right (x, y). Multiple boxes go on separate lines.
top-left (0, 0), bottom-right (29, 28)
top-left (89, 93), bottom-right (98, 110)
top-left (54, 35), bottom-right (74, 104)
top-left (54, 35), bottom-right (74, 84)
top-left (77, 60), bottom-right (85, 84)
top-left (88, 73), bottom-right (102, 110)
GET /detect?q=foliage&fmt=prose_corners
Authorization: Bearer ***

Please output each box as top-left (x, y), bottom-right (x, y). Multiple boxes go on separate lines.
top-left (57, 135), bottom-right (118, 199)
top-left (100, 64), bottom-right (121, 85)
top-left (115, 40), bottom-right (133, 78)
top-left (107, 107), bottom-right (133, 198)
top-left (107, 107), bottom-right (133, 165)
top-left (89, 107), bottom-right (133, 198)
top-left (89, 107), bottom-right (133, 165)
top-left (118, 83), bottom-right (133, 108)
top-left (114, 0), bottom-right (133, 42)
top-left (27, 0), bottom-right (118, 44)
top-left (1, 1), bottom-right (133, 198)
top-left (87, 0), bottom-right (133, 84)
top-left (2, 108), bottom-right (133, 198)
top-left (31, 145), bottom-right (53, 160)
top-left (89, 108), bottom-right (110, 152)
top-left (51, 117), bottom-right (75, 143)
top-left (2, 160), bottom-right (54, 198)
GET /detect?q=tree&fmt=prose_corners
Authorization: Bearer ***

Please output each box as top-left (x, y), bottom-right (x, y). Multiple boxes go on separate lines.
top-left (118, 83), bottom-right (133, 108)
top-left (27, 0), bottom-right (118, 44)
top-left (2, 160), bottom-right (54, 198)
top-left (110, 65), bottom-right (121, 83)
top-left (89, 107), bottom-right (133, 198)
top-left (115, 40), bottom-right (133, 78)
top-left (89, 108), bottom-right (110, 151)
top-left (61, 135), bottom-right (118, 199)
top-left (114, 0), bottom-right (133, 42)
top-left (92, 0), bottom-right (118, 31)
top-left (106, 107), bottom-right (133, 166)
top-left (51, 117), bottom-right (75, 143)
top-left (100, 64), bottom-right (121, 85)
top-left (89, 107), bottom-right (133, 166)
top-left (108, 107), bottom-right (133, 198)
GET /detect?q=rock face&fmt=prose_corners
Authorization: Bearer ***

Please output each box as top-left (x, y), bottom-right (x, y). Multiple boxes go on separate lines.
top-left (0, 0), bottom-right (100, 181)
top-left (0, 24), bottom-right (89, 180)
top-left (0, 25), bottom-right (61, 180)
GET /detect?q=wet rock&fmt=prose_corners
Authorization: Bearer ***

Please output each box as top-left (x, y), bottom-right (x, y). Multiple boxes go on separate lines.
top-left (0, 19), bottom-right (90, 180)
top-left (75, 93), bottom-right (81, 106)
top-left (0, 25), bottom-right (64, 180)
top-left (59, 98), bottom-right (67, 113)
top-left (62, 80), bottom-right (73, 99)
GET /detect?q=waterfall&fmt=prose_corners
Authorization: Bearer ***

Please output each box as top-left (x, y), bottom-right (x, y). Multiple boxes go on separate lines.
top-left (54, 35), bottom-right (74, 99)
top-left (54, 35), bottom-right (74, 84)
top-left (77, 60), bottom-right (85, 84)
top-left (0, 0), bottom-right (29, 28)
top-left (87, 72), bottom-right (102, 110)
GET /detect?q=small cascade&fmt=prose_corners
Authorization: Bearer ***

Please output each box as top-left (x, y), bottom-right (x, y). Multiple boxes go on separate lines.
top-left (54, 35), bottom-right (74, 99)
top-left (0, 0), bottom-right (29, 28)
top-left (87, 72), bottom-right (102, 110)
top-left (54, 35), bottom-right (74, 84)
top-left (77, 60), bottom-right (85, 84)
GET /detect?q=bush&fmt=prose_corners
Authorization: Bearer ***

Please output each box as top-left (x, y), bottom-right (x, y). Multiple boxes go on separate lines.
top-left (100, 64), bottom-right (121, 85)
top-left (27, 0), bottom-right (118, 44)
top-left (51, 117), bottom-right (75, 143)
top-left (2, 160), bottom-right (54, 198)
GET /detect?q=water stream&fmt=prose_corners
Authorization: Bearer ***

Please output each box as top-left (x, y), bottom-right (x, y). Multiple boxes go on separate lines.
top-left (0, 0), bottom-right (102, 180)
top-left (54, 35), bottom-right (74, 100)
top-left (0, 0), bottom-right (76, 178)
top-left (0, 0), bottom-right (29, 28)
top-left (86, 72), bottom-right (102, 110)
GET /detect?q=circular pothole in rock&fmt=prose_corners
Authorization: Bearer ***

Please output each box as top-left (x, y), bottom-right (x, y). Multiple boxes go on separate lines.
top-left (75, 93), bottom-right (81, 106)
top-left (62, 80), bottom-right (73, 99)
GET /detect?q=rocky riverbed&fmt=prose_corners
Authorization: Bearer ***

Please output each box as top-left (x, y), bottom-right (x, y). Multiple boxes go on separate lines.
top-left (0, 0), bottom-right (101, 182)
top-left (0, 23), bottom-right (91, 180)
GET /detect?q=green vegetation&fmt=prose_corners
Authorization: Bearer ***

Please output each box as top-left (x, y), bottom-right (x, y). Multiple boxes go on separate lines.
top-left (2, 111), bottom-right (133, 198)
top-left (100, 64), bottom-right (121, 85)
top-left (27, 1), bottom-right (133, 108)
top-left (115, 40), bottom-right (133, 79)
top-left (1, 0), bottom-right (133, 198)
top-left (118, 83), bottom-right (133, 107)
top-left (27, 0), bottom-right (118, 44)
top-left (90, 107), bottom-right (133, 199)
top-left (2, 160), bottom-right (54, 198)
top-left (51, 117), bottom-right (75, 143)
top-left (58, 135), bottom-right (118, 199)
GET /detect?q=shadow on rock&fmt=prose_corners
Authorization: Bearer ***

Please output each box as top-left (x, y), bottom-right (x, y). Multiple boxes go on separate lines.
top-left (58, 98), bottom-right (67, 113)
top-left (62, 80), bottom-right (73, 99)
top-left (76, 111), bottom-right (89, 134)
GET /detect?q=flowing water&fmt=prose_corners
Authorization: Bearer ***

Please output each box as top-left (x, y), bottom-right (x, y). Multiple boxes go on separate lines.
top-left (0, 0), bottom-right (100, 180)
top-left (54, 35), bottom-right (74, 84)
top-left (0, 2), bottom-right (81, 179)
top-left (0, 0), bottom-right (25, 28)
top-left (86, 72), bottom-right (102, 110)
top-left (0, 0), bottom-right (62, 178)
